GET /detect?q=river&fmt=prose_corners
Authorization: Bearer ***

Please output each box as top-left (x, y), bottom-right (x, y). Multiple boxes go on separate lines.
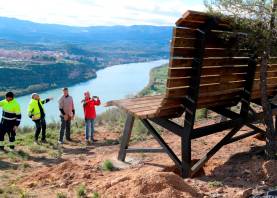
top-left (9, 59), bottom-right (167, 126)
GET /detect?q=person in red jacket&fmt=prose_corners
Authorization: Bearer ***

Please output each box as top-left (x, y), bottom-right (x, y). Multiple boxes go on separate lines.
top-left (82, 91), bottom-right (101, 144)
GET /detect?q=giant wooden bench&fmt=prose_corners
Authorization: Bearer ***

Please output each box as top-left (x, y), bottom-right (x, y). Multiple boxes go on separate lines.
top-left (106, 10), bottom-right (277, 177)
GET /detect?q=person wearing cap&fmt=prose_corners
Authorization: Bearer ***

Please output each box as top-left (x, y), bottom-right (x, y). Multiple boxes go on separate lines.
top-left (0, 92), bottom-right (21, 151)
top-left (27, 93), bottom-right (53, 144)
top-left (82, 91), bottom-right (101, 144)
top-left (58, 88), bottom-right (75, 144)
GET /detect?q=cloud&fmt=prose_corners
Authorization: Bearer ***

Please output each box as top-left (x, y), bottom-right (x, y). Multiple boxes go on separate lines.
top-left (0, 0), bottom-right (205, 26)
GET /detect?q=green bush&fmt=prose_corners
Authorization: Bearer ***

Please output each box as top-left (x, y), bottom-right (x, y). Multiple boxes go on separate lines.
top-left (102, 160), bottom-right (114, 171)
top-left (208, 180), bottom-right (223, 188)
top-left (92, 192), bottom-right (100, 198)
top-left (56, 192), bottom-right (67, 198)
top-left (76, 184), bottom-right (86, 198)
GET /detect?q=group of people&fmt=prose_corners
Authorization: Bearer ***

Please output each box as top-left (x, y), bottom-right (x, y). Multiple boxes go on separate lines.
top-left (0, 88), bottom-right (101, 152)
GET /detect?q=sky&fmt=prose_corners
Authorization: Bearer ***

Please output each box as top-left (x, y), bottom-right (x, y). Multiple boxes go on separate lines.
top-left (0, 0), bottom-right (205, 27)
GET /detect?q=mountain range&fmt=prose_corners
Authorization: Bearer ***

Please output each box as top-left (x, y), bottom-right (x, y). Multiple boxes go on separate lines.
top-left (0, 16), bottom-right (172, 45)
top-left (0, 16), bottom-right (172, 97)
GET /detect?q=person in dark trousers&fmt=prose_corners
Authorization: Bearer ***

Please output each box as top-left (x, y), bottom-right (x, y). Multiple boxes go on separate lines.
top-left (0, 92), bottom-right (21, 152)
top-left (28, 93), bottom-right (53, 144)
top-left (82, 91), bottom-right (101, 144)
top-left (58, 88), bottom-right (75, 144)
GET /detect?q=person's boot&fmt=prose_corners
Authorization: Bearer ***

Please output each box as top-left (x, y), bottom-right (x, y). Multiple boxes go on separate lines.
top-left (0, 146), bottom-right (5, 153)
top-left (41, 139), bottom-right (48, 144)
top-left (66, 137), bottom-right (72, 142)
top-left (85, 139), bottom-right (90, 145)
top-left (9, 145), bottom-right (15, 150)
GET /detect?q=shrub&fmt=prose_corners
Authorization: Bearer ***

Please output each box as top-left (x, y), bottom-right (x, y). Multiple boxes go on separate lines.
top-left (208, 180), bottom-right (223, 188)
top-left (92, 192), bottom-right (100, 198)
top-left (76, 184), bottom-right (86, 198)
top-left (56, 192), bottom-right (67, 198)
top-left (102, 160), bottom-right (114, 171)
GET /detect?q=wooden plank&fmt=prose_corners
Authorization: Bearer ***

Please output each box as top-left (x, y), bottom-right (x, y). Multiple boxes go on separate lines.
top-left (131, 103), bottom-right (182, 114)
top-left (172, 35), bottom-right (231, 48)
top-left (203, 57), bottom-right (250, 67)
top-left (168, 66), bottom-right (248, 78)
top-left (167, 73), bottom-right (247, 88)
top-left (121, 99), bottom-right (184, 110)
top-left (122, 100), bottom-right (183, 113)
top-left (171, 37), bottom-right (196, 48)
top-left (121, 104), bottom-right (160, 114)
top-left (136, 106), bottom-right (183, 119)
top-left (173, 27), bottom-right (197, 38)
top-left (176, 18), bottom-right (231, 31)
top-left (197, 92), bottom-right (241, 106)
top-left (166, 86), bottom-right (244, 99)
top-left (198, 100), bottom-right (238, 109)
top-left (134, 109), bottom-right (158, 119)
top-left (181, 10), bottom-right (210, 22)
top-left (119, 100), bottom-right (163, 110)
top-left (160, 98), bottom-right (185, 109)
top-left (106, 95), bottom-right (164, 107)
top-left (155, 107), bottom-right (185, 118)
top-left (252, 78), bottom-right (277, 91)
top-left (255, 70), bottom-right (277, 78)
top-left (169, 58), bottom-right (193, 68)
top-left (167, 81), bottom-right (245, 94)
top-left (255, 64), bottom-right (277, 71)
top-left (167, 77), bottom-right (190, 87)
top-left (116, 97), bottom-right (163, 107)
top-left (170, 57), bottom-right (249, 68)
top-left (181, 10), bottom-right (230, 25)
top-left (172, 47), bottom-right (250, 58)
top-left (251, 88), bottom-right (277, 99)
top-left (269, 57), bottom-right (277, 64)
top-left (173, 27), bottom-right (240, 40)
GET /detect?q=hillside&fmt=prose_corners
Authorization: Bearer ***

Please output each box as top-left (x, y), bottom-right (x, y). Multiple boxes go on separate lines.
top-left (0, 64), bottom-right (276, 197)
top-left (139, 64), bottom-right (168, 96)
top-left (0, 17), bottom-right (172, 97)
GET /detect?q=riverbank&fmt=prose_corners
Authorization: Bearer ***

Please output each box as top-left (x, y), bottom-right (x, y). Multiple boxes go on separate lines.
top-left (0, 58), bottom-right (163, 99)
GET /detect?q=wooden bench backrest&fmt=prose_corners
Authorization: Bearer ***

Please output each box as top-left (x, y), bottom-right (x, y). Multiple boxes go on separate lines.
top-left (156, 10), bottom-right (277, 117)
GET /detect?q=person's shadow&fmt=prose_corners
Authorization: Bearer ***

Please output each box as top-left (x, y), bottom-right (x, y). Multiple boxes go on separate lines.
top-left (0, 160), bottom-right (18, 170)
top-left (197, 145), bottom-right (266, 189)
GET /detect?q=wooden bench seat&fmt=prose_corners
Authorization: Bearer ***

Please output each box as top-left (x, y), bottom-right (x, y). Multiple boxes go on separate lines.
top-left (106, 95), bottom-right (185, 119)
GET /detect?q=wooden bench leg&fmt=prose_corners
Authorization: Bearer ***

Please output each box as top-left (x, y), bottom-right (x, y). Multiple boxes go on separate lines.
top-left (118, 114), bottom-right (135, 161)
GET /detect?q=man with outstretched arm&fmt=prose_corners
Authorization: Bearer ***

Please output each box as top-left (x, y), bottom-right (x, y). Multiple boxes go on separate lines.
top-left (28, 93), bottom-right (53, 144)
top-left (0, 92), bottom-right (21, 152)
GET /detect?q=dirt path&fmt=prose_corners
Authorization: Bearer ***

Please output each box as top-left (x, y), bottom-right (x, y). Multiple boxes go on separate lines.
top-left (0, 122), bottom-right (276, 197)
